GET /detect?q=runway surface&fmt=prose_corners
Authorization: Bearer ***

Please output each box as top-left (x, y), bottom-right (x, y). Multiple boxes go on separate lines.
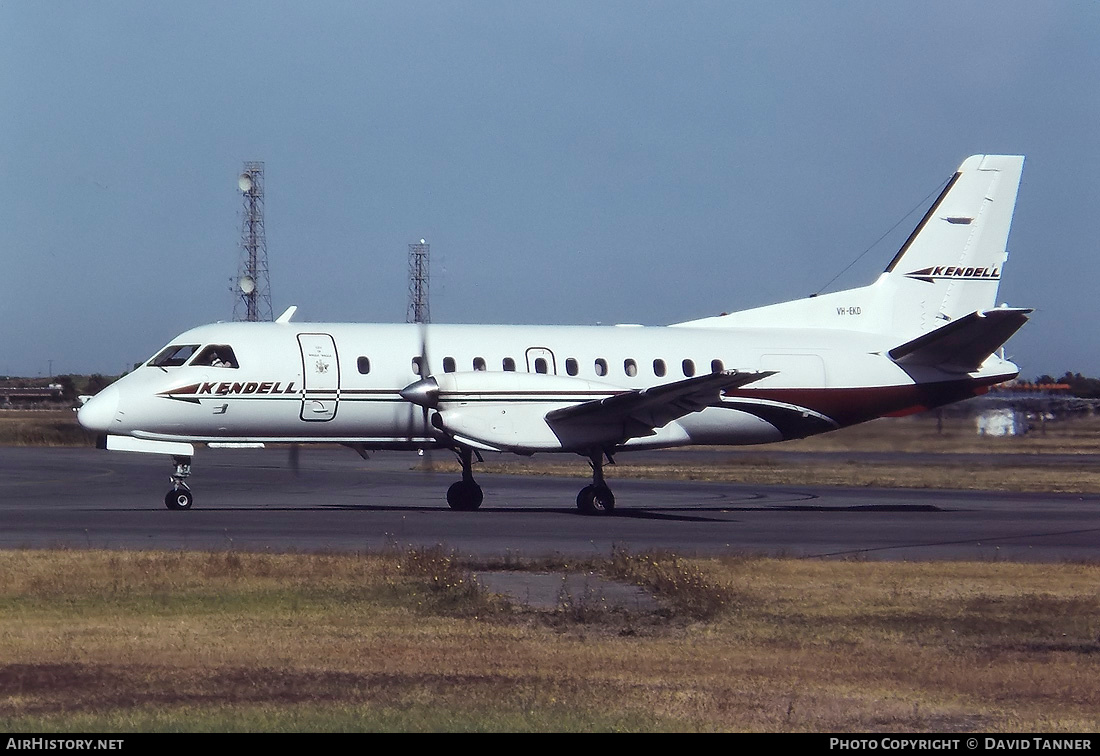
top-left (2, 447), bottom-right (1099, 561)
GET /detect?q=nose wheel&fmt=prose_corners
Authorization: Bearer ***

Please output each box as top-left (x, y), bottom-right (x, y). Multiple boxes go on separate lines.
top-left (165, 455), bottom-right (194, 511)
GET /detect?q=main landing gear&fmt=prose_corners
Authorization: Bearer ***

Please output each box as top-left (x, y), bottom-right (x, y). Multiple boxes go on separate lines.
top-left (165, 455), bottom-right (193, 511)
top-left (442, 447), bottom-right (616, 515)
top-left (446, 447), bottom-right (484, 511)
top-left (576, 452), bottom-right (615, 516)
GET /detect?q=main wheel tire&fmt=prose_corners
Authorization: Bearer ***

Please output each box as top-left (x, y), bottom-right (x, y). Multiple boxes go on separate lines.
top-left (447, 480), bottom-right (484, 511)
top-left (576, 484), bottom-right (615, 515)
top-left (165, 489), bottom-right (193, 511)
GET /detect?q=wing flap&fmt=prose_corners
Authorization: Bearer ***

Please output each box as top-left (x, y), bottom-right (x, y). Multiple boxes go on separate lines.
top-left (546, 370), bottom-right (775, 443)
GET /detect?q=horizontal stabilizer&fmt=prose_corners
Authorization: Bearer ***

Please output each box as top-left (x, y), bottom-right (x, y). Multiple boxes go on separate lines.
top-left (888, 308), bottom-right (1031, 373)
top-left (547, 370), bottom-right (774, 443)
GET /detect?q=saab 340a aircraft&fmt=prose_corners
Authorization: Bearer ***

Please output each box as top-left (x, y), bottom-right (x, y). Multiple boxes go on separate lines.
top-left (79, 154), bottom-right (1030, 515)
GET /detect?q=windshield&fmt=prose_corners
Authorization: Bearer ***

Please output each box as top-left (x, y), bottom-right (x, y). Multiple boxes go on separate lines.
top-left (190, 345), bottom-right (239, 368)
top-left (148, 344), bottom-right (200, 368)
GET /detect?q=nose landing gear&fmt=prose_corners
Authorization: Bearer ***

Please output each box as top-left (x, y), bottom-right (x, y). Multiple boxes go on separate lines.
top-left (165, 455), bottom-right (193, 511)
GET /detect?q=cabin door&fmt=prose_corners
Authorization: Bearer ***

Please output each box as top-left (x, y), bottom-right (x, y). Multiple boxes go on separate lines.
top-left (297, 333), bottom-right (340, 422)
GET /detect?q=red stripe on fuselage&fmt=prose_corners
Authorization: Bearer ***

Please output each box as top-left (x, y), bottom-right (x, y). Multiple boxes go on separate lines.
top-left (725, 376), bottom-right (1003, 428)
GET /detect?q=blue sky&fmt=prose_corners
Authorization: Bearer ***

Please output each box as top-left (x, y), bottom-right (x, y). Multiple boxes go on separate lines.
top-left (2, 1), bottom-right (1098, 378)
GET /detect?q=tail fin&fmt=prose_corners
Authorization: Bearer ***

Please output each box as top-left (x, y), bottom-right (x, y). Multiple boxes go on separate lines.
top-left (673, 155), bottom-right (1025, 341)
top-left (881, 154), bottom-right (1024, 329)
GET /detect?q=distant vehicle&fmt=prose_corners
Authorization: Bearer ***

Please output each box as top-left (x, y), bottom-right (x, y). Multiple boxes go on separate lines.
top-left (79, 155), bottom-right (1029, 514)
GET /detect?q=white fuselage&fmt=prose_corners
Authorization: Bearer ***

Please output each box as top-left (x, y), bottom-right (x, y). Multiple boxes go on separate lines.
top-left (80, 319), bottom-right (1015, 454)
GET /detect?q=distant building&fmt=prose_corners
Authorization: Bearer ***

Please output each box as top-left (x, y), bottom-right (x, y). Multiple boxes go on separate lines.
top-left (976, 408), bottom-right (1025, 437)
top-left (0, 383), bottom-right (64, 407)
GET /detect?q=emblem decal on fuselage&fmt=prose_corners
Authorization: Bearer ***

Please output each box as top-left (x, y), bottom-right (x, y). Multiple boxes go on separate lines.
top-left (159, 381), bottom-right (298, 403)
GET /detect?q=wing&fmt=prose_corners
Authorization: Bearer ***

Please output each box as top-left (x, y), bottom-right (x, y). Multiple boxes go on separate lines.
top-left (545, 370), bottom-right (775, 445)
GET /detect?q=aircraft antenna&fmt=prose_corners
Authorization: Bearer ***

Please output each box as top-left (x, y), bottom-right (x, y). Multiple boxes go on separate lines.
top-left (812, 177), bottom-right (949, 296)
top-left (233, 161), bottom-right (273, 322)
top-left (407, 239), bottom-right (431, 324)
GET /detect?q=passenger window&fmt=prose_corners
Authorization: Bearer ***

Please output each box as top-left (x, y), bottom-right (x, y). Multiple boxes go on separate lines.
top-left (150, 344), bottom-right (200, 368)
top-left (624, 359), bottom-right (637, 377)
top-left (357, 356), bottom-right (370, 374)
top-left (595, 358), bottom-right (608, 377)
top-left (682, 359), bottom-right (695, 377)
top-left (443, 357), bottom-right (456, 373)
top-left (653, 359), bottom-right (666, 377)
top-left (534, 357), bottom-right (548, 374)
top-left (412, 356), bottom-right (423, 375)
top-left (711, 359), bottom-right (724, 373)
top-left (473, 357), bottom-right (486, 371)
top-left (191, 345), bottom-right (238, 369)
top-left (566, 358), bottom-right (579, 376)
top-left (503, 357), bottom-right (516, 372)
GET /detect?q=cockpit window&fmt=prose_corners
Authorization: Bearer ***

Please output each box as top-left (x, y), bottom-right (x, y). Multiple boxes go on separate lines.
top-left (149, 344), bottom-right (200, 368)
top-left (191, 345), bottom-right (239, 368)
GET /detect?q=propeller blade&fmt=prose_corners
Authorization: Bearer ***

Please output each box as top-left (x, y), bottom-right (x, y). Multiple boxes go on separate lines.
top-left (404, 321), bottom-right (433, 445)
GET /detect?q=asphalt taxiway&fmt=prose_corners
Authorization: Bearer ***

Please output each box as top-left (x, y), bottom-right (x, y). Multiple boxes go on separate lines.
top-left (1, 447), bottom-right (1098, 561)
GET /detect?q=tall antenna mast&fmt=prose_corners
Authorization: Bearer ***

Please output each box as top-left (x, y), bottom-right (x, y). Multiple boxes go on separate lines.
top-left (234, 161), bottom-right (273, 322)
top-left (407, 239), bottom-right (430, 324)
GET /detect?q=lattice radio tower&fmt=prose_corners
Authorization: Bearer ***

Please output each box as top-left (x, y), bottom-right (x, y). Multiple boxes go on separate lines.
top-left (407, 239), bottom-right (430, 324)
top-left (233, 161), bottom-right (273, 322)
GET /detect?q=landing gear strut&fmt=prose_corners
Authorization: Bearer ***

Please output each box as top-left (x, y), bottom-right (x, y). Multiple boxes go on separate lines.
top-left (446, 447), bottom-right (484, 511)
top-left (165, 455), bottom-right (193, 511)
top-left (577, 452), bottom-right (615, 515)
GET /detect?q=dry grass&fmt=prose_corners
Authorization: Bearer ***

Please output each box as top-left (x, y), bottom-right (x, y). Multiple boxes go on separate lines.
top-left (0, 549), bottom-right (1098, 732)
top-left (759, 412), bottom-right (1100, 455)
top-left (0, 410), bottom-right (95, 447)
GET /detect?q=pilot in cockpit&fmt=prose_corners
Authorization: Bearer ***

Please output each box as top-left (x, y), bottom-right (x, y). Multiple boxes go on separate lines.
top-left (196, 345), bottom-right (236, 369)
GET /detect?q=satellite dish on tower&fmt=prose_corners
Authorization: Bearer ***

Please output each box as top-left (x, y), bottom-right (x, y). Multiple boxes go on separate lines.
top-left (238, 275), bottom-right (256, 294)
top-left (238, 173), bottom-right (253, 193)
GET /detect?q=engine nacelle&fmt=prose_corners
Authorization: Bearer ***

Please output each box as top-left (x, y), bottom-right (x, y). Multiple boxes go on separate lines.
top-left (428, 371), bottom-right (622, 452)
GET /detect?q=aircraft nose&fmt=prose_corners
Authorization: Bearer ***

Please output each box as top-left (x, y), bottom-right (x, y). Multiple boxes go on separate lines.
top-left (77, 385), bottom-right (119, 432)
